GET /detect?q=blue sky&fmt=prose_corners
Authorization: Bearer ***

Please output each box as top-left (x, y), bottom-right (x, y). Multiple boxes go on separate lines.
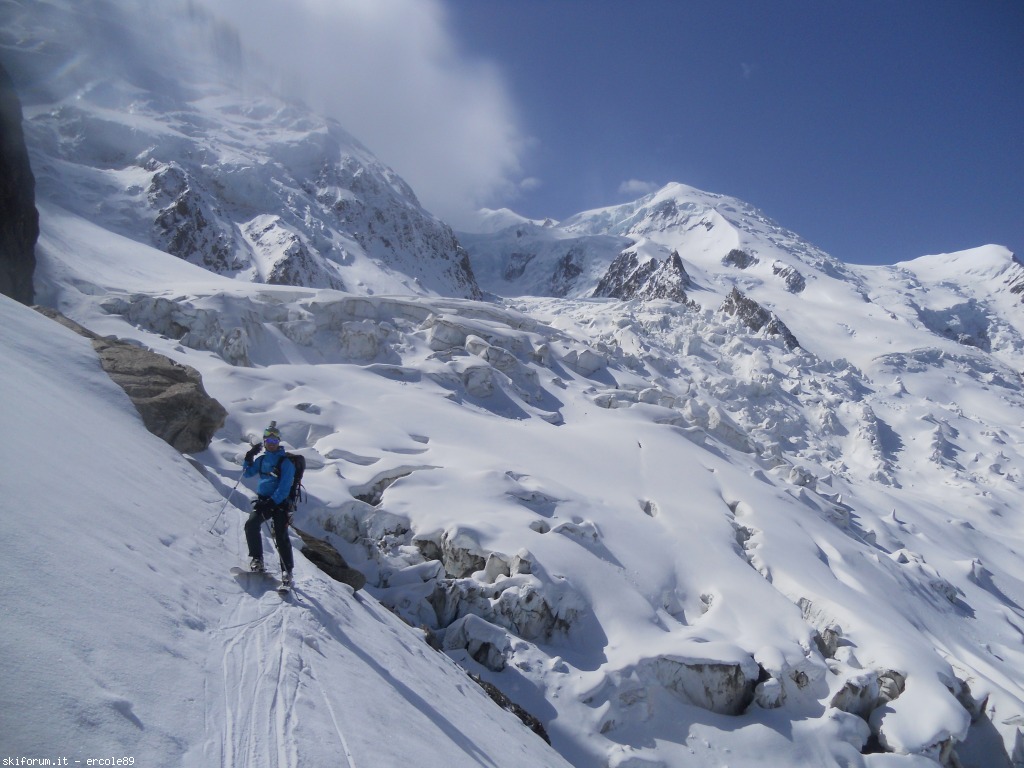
top-left (438, 0), bottom-right (1023, 265)
top-left (195, 0), bottom-right (1020, 266)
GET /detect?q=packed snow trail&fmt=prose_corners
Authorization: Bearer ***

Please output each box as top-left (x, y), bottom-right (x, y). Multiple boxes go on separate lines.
top-left (203, 559), bottom-right (362, 768)
top-left (210, 590), bottom-right (301, 767)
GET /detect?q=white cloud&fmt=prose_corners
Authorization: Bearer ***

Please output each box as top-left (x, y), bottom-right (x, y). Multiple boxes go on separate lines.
top-left (618, 179), bottom-right (660, 197)
top-left (199, 0), bottom-right (528, 225)
top-left (519, 177), bottom-right (543, 193)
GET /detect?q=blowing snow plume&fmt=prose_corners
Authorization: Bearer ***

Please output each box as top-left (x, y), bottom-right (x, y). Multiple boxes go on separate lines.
top-left (196, 0), bottom-right (528, 225)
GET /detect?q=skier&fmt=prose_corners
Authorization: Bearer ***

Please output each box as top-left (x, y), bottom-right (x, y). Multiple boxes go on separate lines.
top-left (243, 422), bottom-right (296, 587)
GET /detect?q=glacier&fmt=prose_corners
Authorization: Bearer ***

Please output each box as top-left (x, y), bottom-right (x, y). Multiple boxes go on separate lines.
top-left (3, 2), bottom-right (1024, 767)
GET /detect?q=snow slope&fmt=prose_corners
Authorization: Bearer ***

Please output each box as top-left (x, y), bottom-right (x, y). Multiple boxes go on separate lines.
top-left (5, 2), bottom-right (1024, 766)
top-left (19, 198), bottom-right (1024, 767)
top-left (460, 207), bottom-right (559, 235)
top-left (0, 292), bottom-right (573, 767)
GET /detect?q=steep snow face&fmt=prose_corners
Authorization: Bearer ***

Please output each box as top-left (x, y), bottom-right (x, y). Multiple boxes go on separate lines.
top-left (0, 293), bottom-right (573, 767)
top-left (4, 0), bottom-right (480, 299)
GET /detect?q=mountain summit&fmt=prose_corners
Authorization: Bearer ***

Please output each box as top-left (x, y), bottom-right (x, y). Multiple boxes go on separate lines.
top-left (459, 180), bottom-right (845, 302)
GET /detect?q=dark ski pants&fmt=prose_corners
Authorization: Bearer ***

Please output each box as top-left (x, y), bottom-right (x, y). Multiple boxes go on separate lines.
top-left (245, 498), bottom-right (294, 571)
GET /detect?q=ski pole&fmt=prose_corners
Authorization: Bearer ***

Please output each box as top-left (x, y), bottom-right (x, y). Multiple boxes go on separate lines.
top-left (208, 474), bottom-right (243, 534)
top-left (265, 517), bottom-right (284, 573)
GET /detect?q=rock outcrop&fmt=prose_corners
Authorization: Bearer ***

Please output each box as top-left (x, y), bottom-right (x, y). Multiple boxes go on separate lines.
top-left (0, 62), bottom-right (38, 305)
top-left (1009, 252), bottom-right (1024, 301)
top-left (722, 248), bottom-right (758, 269)
top-left (720, 287), bottom-right (800, 350)
top-left (593, 249), bottom-right (694, 302)
top-left (291, 525), bottom-right (368, 590)
top-left (469, 673), bottom-right (552, 745)
top-left (148, 161), bottom-right (241, 275)
top-left (36, 309), bottom-right (226, 453)
top-left (772, 261), bottom-right (807, 293)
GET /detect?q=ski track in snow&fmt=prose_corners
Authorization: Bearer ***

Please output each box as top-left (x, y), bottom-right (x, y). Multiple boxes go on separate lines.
top-left (306, 657), bottom-right (358, 768)
top-left (191, 543), bottom-right (353, 768)
top-left (205, 576), bottom-right (357, 768)
top-left (216, 596), bottom-right (293, 767)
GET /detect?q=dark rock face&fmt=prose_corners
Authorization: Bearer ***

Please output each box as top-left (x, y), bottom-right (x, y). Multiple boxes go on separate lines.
top-left (550, 246), bottom-right (585, 297)
top-left (720, 287), bottom-right (801, 350)
top-left (503, 252), bottom-right (535, 281)
top-left (593, 249), bottom-right (693, 302)
top-left (36, 308), bottom-right (227, 453)
top-left (292, 527), bottom-right (349, 577)
top-left (0, 62), bottom-right (38, 305)
top-left (772, 261), bottom-right (807, 293)
top-left (148, 162), bottom-right (240, 274)
top-left (291, 526), bottom-right (367, 590)
top-left (723, 248), bottom-right (758, 269)
top-left (1007, 252), bottom-right (1024, 302)
top-left (469, 673), bottom-right (552, 745)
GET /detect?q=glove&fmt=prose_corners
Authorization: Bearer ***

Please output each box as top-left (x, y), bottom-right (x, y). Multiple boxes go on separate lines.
top-left (244, 443), bottom-right (261, 463)
top-left (253, 497), bottom-right (275, 515)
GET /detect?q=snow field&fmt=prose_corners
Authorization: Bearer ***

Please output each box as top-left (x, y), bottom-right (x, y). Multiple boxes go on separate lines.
top-left (24, 200), bottom-right (1024, 764)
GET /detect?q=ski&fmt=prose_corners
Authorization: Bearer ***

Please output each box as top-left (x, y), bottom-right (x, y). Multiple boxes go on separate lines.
top-left (231, 565), bottom-right (280, 587)
top-left (231, 566), bottom-right (295, 596)
top-left (277, 571), bottom-right (294, 594)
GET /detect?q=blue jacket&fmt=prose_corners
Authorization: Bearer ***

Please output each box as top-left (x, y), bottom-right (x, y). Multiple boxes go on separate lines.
top-left (244, 448), bottom-right (296, 505)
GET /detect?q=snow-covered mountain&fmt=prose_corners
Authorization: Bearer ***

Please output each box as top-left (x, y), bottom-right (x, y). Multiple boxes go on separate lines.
top-left (458, 183), bottom-right (820, 300)
top-left (460, 182), bottom-right (1024, 371)
top-left (2, 0), bottom-right (479, 299)
top-left (5, 2), bottom-right (1024, 767)
top-left (461, 207), bottom-right (559, 235)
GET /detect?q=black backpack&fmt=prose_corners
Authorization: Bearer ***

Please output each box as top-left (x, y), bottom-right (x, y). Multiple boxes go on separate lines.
top-left (272, 452), bottom-right (306, 509)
